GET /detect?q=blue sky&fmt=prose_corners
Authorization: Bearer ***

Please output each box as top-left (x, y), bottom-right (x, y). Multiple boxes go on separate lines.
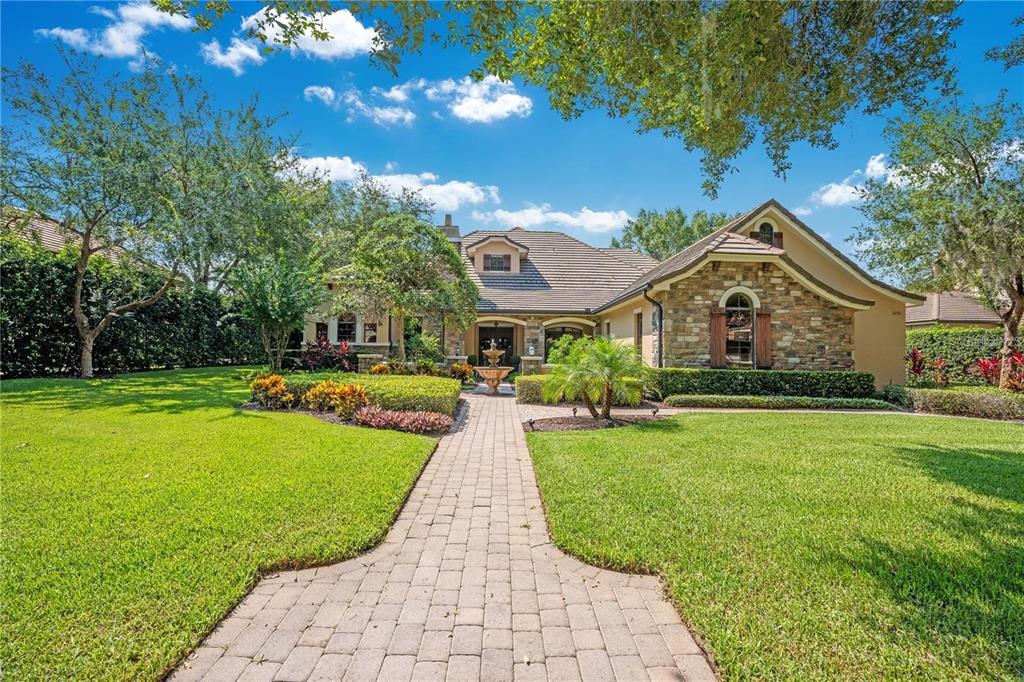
top-left (2, 1), bottom-right (1021, 264)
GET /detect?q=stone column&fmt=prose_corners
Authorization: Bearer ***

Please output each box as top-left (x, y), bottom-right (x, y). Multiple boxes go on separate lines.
top-left (357, 353), bottom-right (384, 373)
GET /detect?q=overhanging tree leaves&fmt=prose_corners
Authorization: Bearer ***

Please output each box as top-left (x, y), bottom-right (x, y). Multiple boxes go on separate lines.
top-left (156, 0), bottom-right (959, 196)
top-left (853, 93), bottom-right (1024, 388)
top-left (610, 208), bottom-right (738, 261)
top-left (335, 213), bottom-right (477, 362)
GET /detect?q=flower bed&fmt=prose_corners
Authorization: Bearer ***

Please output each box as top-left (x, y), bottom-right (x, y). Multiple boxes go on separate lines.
top-left (353, 405), bottom-right (453, 434)
top-left (663, 394), bottom-right (896, 410)
top-left (907, 386), bottom-right (1024, 420)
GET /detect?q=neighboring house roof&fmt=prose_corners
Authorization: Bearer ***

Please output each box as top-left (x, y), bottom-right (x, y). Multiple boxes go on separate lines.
top-left (906, 292), bottom-right (1002, 326)
top-left (459, 227), bottom-right (655, 313)
top-left (2, 209), bottom-right (130, 262)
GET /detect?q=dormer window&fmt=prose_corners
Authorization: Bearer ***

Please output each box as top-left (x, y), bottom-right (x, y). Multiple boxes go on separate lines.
top-left (758, 222), bottom-right (774, 244)
top-left (484, 254), bottom-right (511, 272)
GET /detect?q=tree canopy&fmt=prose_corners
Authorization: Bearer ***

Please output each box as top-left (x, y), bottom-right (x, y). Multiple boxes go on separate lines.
top-left (611, 208), bottom-right (738, 261)
top-left (854, 92), bottom-right (1024, 387)
top-left (154, 0), bottom-right (960, 196)
top-left (334, 213), bottom-right (477, 361)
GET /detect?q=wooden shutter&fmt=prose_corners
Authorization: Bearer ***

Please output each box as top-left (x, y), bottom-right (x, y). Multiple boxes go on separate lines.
top-left (772, 232), bottom-right (784, 249)
top-left (709, 306), bottom-right (726, 368)
top-left (503, 254), bottom-right (511, 271)
top-left (755, 307), bottom-right (773, 368)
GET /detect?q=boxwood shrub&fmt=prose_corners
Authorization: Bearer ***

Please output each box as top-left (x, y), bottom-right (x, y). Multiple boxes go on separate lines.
top-left (907, 386), bottom-right (1024, 421)
top-left (283, 372), bottom-right (461, 416)
top-left (663, 394), bottom-right (896, 411)
top-left (515, 374), bottom-right (643, 406)
top-left (905, 325), bottom-right (1004, 383)
top-left (652, 368), bottom-right (876, 398)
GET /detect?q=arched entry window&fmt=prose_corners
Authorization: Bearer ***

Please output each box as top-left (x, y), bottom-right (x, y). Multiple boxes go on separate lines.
top-left (724, 293), bottom-right (754, 364)
top-left (544, 326), bottom-right (583, 361)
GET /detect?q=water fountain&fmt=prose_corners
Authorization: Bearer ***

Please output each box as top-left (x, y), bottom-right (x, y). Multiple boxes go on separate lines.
top-left (474, 339), bottom-right (513, 395)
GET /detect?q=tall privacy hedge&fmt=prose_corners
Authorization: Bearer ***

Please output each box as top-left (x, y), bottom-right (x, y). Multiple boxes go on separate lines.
top-left (905, 325), bottom-right (1005, 383)
top-left (1, 236), bottom-right (262, 378)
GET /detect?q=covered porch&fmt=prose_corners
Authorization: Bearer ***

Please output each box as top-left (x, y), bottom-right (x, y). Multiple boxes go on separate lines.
top-left (454, 315), bottom-right (598, 371)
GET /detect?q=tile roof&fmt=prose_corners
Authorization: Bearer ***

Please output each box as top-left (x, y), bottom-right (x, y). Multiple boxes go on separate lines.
top-left (599, 247), bottom-right (660, 270)
top-left (906, 292), bottom-right (1001, 325)
top-left (459, 228), bottom-right (657, 313)
top-left (2, 209), bottom-right (130, 262)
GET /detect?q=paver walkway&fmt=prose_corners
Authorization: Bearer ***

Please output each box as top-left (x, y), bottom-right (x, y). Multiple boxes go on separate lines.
top-left (173, 393), bottom-right (716, 682)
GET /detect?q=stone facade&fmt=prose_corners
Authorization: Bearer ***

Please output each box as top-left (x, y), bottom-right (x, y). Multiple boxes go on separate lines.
top-left (661, 262), bottom-right (854, 370)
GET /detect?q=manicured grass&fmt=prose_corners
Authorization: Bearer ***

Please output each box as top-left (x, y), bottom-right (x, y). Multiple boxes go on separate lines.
top-left (527, 413), bottom-right (1024, 680)
top-left (0, 367), bottom-right (436, 680)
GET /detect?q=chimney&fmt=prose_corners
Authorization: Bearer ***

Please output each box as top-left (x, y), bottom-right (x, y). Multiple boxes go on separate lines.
top-left (439, 213), bottom-right (460, 241)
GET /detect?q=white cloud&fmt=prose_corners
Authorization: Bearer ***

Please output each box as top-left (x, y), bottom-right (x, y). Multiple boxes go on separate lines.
top-left (809, 181), bottom-right (862, 208)
top-left (373, 173), bottom-right (499, 211)
top-left (383, 161), bottom-right (399, 172)
top-left (36, 2), bottom-right (192, 60)
top-left (791, 206), bottom-right (814, 217)
top-left (425, 75), bottom-right (532, 123)
top-left (865, 153), bottom-right (889, 180)
top-left (241, 8), bottom-right (375, 61)
top-left (372, 79), bottom-right (427, 103)
top-left (477, 203), bottom-right (631, 234)
top-left (341, 88), bottom-right (415, 127)
top-left (796, 153), bottom-right (898, 215)
top-left (297, 155), bottom-right (367, 183)
top-left (295, 155), bottom-right (498, 212)
top-left (303, 85), bottom-right (337, 106)
top-left (200, 38), bottom-right (264, 75)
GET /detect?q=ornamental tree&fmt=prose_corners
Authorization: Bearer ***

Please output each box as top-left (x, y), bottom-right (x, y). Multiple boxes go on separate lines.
top-left (854, 93), bottom-right (1024, 388)
top-left (232, 252), bottom-right (326, 371)
top-left (155, 0), bottom-right (958, 196)
top-left (611, 209), bottom-right (739, 261)
top-left (334, 213), bottom-right (477, 361)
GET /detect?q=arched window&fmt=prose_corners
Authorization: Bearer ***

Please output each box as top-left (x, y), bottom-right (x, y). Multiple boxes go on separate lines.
top-left (758, 222), bottom-right (775, 245)
top-left (724, 293), bottom-right (754, 364)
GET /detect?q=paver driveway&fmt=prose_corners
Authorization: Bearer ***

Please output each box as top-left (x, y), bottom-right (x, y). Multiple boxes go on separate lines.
top-left (172, 393), bottom-right (716, 681)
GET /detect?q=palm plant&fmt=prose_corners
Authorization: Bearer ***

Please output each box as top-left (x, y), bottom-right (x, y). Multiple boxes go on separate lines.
top-left (542, 335), bottom-right (645, 419)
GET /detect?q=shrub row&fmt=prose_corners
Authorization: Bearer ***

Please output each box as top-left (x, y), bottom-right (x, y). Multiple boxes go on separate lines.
top-left (282, 372), bottom-right (461, 416)
top-left (1, 236), bottom-right (261, 377)
top-left (663, 394), bottom-right (896, 411)
top-left (514, 374), bottom-right (643, 406)
top-left (905, 325), bottom-right (1005, 383)
top-left (907, 387), bottom-right (1024, 421)
top-left (651, 368), bottom-right (876, 399)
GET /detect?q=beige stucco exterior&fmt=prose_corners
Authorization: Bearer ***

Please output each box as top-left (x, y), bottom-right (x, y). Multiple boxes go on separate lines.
top-left (466, 237), bottom-right (525, 274)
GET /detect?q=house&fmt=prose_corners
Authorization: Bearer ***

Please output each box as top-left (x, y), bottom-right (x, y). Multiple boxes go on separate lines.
top-left (304, 199), bottom-right (924, 386)
top-left (2, 208), bottom-right (131, 262)
top-left (905, 291), bottom-right (1002, 329)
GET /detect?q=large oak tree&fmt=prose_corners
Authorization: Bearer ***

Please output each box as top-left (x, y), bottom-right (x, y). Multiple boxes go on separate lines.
top-left (611, 208), bottom-right (738, 261)
top-left (854, 93), bottom-right (1023, 388)
top-left (155, 0), bottom-right (959, 196)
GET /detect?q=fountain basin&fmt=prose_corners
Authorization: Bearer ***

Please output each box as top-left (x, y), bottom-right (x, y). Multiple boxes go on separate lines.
top-left (474, 366), bottom-right (513, 395)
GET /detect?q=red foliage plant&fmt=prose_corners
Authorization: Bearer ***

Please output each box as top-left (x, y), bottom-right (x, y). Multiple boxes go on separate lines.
top-left (301, 336), bottom-right (353, 371)
top-left (931, 356), bottom-right (949, 387)
top-left (353, 405), bottom-right (453, 434)
top-left (968, 351), bottom-right (1024, 391)
top-left (905, 347), bottom-right (927, 377)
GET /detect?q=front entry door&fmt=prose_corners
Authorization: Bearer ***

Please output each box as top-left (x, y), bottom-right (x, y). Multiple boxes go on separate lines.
top-left (479, 325), bottom-right (514, 364)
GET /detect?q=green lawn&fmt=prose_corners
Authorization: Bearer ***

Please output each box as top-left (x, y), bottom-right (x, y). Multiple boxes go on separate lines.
top-left (0, 367), bottom-right (436, 680)
top-left (527, 413), bottom-right (1024, 680)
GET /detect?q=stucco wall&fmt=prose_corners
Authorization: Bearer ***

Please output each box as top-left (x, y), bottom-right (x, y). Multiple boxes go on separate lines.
top-left (600, 300), bottom-right (657, 365)
top-left (469, 240), bottom-right (522, 273)
top-left (661, 261), bottom-right (855, 370)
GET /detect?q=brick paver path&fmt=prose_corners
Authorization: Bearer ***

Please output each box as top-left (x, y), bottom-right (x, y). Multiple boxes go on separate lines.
top-left (173, 393), bottom-right (716, 681)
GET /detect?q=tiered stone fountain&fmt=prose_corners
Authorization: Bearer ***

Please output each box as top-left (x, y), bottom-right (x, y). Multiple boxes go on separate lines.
top-left (474, 339), bottom-right (513, 395)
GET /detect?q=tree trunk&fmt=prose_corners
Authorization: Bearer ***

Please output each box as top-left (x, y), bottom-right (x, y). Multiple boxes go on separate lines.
top-left (79, 334), bottom-right (96, 379)
top-left (582, 393), bottom-right (600, 419)
top-left (395, 312), bottom-right (407, 362)
top-left (600, 382), bottom-right (613, 419)
top-left (999, 276), bottom-right (1023, 389)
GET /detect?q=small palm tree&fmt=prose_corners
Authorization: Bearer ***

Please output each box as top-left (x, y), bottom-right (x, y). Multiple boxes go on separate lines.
top-left (542, 336), bottom-right (644, 419)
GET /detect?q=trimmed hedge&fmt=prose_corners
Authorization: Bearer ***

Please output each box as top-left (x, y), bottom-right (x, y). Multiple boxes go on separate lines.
top-left (1, 236), bottom-right (261, 377)
top-left (514, 374), bottom-right (643, 406)
top-left (908, 387), bottom-right (1024, 421)
top-left (905, 325), bottom-right (1005, 383)
top-left (652, 368), bottom-right (876, 399)
top-left (283, 372), bottom-right (461, 416)
top-left (663, 394), bottom-right (896, 411)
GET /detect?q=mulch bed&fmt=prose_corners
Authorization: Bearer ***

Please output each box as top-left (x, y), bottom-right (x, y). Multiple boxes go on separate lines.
top-left (522, 415), bottom-right (665, 432)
